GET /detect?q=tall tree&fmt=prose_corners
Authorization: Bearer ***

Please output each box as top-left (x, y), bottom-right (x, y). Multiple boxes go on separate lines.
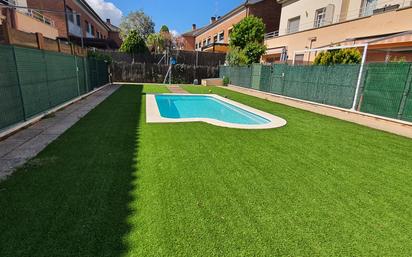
top-left (120, 30), bottom-right (148, 54)
top-left (227, 16), bottom-right (266, 65)
top-left (146, 33), bottom-right (165, 54)
top-left (120, 10), bottom-right (155, 39)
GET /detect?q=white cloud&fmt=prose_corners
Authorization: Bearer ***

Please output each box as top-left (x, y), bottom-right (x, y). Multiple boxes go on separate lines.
top-left (170, 30), bottom-right (179, 37)
top-left (85, 0), bottom-right (123, 26)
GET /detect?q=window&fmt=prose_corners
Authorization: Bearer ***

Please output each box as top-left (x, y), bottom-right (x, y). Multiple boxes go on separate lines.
top-left (218, 31), bottom-right (224, 42)
top-left (66, 7), bottom-right (74, 23)
top-left (314, 8), bottom-right (326, 28)
top-left (202, 40), bottom-right (206, 47)
top-left (287, 16), bottom-right (300, 33)
top-left (213, 34), bottom-right (218, 43)
top-left (76, 14), bottom-right (81, 26)
top-left (294, 54), bottom-right (305, 64)
top-left (91, 25), bottom-right (95, 36)
top-left (207, 37), bottom-right (211, 45)
top-left (360, 0), bottom-right (377, 17)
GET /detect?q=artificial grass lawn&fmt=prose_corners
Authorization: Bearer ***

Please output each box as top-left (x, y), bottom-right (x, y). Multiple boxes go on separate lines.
top-left (1, 84), bottom-right (412, 256)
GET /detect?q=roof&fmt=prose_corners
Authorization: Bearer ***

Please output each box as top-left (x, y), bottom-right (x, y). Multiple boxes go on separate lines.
top-left (182, 0), bottom-right (265, 37)
top-left (105, 22), bottom-right (120, 33)
top-left (76, 0), bottom-right (112, 32)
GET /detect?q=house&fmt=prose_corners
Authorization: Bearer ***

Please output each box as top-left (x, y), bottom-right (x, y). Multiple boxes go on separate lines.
top-left (25, 0), bottom-right (122, 49)
top-left (263, 0), bottom-right (412, 63)
top-left (0, 0), bottom-right (59, 39)
top-left (182, 0), bottom-right (282, 53)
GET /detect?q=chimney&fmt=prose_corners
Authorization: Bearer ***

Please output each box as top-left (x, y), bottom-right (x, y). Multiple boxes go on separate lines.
top-left (106, 18), bottom-right (111, 24)
top-left (210, 16), bottom-right (216, 24)
top-left (192, 24), bottom-right (197, 31)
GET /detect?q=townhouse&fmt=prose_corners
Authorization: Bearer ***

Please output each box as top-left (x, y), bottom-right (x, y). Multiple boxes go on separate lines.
top-left (182, 0), bottom-right (282, 53)
top-left (0, 0), bottom-right (59, 39)
top-left (0, 0), bottom-right (121, 49)
top-left (263, 0), bottom-right (412, 63)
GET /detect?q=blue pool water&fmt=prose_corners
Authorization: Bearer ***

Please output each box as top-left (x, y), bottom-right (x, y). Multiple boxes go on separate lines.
top-left (155, 95), bottom-right (270, 125)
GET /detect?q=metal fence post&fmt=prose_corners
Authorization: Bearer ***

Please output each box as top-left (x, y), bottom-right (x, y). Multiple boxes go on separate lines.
top-left (351, 44), bottom-right (368, 110)
top-left (74, 55), bottom-right (81, 96)
top-left (11, 46), bottom-right (27, 121)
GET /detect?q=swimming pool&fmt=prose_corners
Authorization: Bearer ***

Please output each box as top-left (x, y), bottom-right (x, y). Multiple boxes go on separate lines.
top-left (146, 94), bottom-right (287, 129)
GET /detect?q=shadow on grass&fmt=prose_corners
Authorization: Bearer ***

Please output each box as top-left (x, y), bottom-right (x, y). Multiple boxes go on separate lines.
top-left (0, 85), bottom-right (143, 257)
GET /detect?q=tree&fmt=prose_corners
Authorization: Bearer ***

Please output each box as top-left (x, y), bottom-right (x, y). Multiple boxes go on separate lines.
top-left (226, 46), bottom-right (247, 65)
top-left (120, 30), bottom-right (148, 54)
top-left (243, 42), bottom-right (267, 64)
top-left (160, 25), bottom-right (170, 33)
top-left (120, 10), bottom-right (155, 39)
top-left (313, 48), bottom-right (362, 65)
top-left (146, 33), bottom-right (165, 54)
top-left (226, 16), bottom-right (266, 65)
top-left (229, 16), bottom-right (265, 49)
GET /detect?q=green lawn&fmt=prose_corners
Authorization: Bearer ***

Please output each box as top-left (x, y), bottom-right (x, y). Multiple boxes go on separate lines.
top-left (0, 84), bottom-right (411, 256)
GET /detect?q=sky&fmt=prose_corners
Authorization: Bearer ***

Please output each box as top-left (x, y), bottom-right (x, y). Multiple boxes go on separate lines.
top-left (85, 0), bottom-right (244, 34)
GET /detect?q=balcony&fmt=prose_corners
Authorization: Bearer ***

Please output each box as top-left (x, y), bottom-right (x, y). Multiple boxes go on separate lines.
top-left (265, 0), bottom-right (412, 39)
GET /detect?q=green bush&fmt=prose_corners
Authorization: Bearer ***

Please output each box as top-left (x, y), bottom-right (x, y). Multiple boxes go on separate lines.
top-left (87, 51), bottom-right (112, 64)
top-left (243, 42), bottom-right (267, 64)
top-left (313, 48), bottom-right (362, 65)
top-left (229, 16), bottom-right (265, 49)
top-left (226, 16), bottom-right (266, 65)
top-left (223, 76), bottom-right (230, 86)
top-left (226, 46), bottom-right (248, 65)
top-left (120, 30), bottom-right (148, 54)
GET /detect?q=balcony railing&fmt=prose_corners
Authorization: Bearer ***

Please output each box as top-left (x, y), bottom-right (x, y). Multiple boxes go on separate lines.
top-left (265, 0), bottom-right (412, 40)
top-left (25, 9), bottom-right (55, 27)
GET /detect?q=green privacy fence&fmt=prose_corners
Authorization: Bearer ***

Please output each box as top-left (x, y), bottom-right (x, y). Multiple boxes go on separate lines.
top-left (360, 63), bottom-right (412, 122)
top-left (0, 44), bottom-right (109, 131)
top-left (220, 63), bottom-right (412, 122)
top-left (220, 64), bottom-right (360, 109)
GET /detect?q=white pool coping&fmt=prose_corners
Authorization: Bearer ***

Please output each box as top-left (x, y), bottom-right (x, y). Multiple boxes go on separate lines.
top-left (146, 94), bottom-right (287, 129)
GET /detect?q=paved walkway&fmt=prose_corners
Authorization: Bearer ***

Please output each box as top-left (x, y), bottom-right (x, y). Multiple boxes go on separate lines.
top-left (167, 85), bottom-right (188, 93)
top-left (225, 85), bottom-right (412, 139)
top-left (0, 84), bottom-right (120, 180)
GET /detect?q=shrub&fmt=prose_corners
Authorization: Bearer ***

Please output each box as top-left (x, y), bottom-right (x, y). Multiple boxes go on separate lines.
top-left (226, 46), bottom-right (248, 65)
top-left (226, 16), bottom-right (266, 65)
top-left (313, 48), bottom-right (362, 65)
top-left (223, 76), bottom-right (230, 86)
top-left (87, 51), bottom-right (112, 64)
top-left (120, 30), bottom-right (148, 54)
top-left (243, 42), bottom-right (267, 64)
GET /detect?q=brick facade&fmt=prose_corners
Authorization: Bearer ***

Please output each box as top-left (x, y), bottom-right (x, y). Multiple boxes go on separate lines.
top-left (27, 0), bottom-right (117, 42)
top-left (248, 0), bottom-right (282, 34)
top-left (184, 0), bottom-right (282, 52)
top-left (26, 0), bottom-right (67, 38)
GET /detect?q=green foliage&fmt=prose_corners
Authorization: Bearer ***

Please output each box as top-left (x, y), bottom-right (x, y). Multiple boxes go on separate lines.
top-left (226, 16), bottom-right (266, 65)
top-left (146, 33), bottom-right (165, 54)
top-left (313, 48), bottom-right (362, 65)
top-left (243, 42), bottom-right (267, 64)
top-left (229, 16), bottom-right (265, 49)
top-left (226, 46), bottom-right (248, 65)
top-left (120, 10), bottom-right (155, 39)
top-left (120, 30), bottom-right (148, 54)
top-left (223, 76), bottom-right (230, 86)
top-left (87, 51), bottom-right (112, 64)
top-left (160, 25), bottom-right (169, 33)
top-left (389, 56), bottom-right (407, 63)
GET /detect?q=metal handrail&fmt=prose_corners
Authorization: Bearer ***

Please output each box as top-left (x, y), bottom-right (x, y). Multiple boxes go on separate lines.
top-left (25, 9), bottom-right (55, 27)
top-left (264, 0), bottom-right (411, 40)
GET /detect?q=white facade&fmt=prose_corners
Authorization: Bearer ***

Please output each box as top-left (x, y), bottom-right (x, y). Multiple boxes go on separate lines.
top-left (277, 0), bottom-right (412, 36)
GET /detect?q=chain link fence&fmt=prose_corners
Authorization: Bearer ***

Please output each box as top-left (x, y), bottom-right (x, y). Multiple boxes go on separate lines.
top-left (0, 44), bottom-right (109, 131)
top-left (220, 63), bottom-right (412, 122)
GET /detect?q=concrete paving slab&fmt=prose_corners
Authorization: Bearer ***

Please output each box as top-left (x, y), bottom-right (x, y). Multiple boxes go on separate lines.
top-left (9, 128), bottom-right (43, 141)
